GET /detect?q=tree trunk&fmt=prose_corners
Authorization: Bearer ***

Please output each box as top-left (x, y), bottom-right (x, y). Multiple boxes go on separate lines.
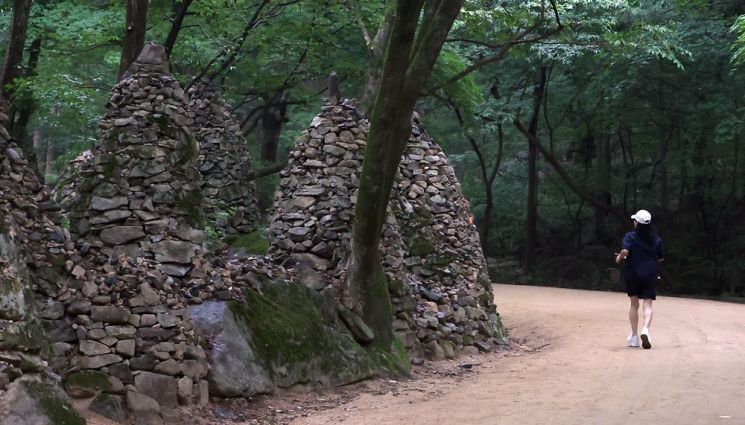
top-left (358, 3), bottom-right (394, 114)
top-left (44, 140), bottom-right (54, 177)
top-left (118, 0), bottom-right (148, 80)
top-left (259, 93), bottom-right (287, 163)
top-left (346, 0), bottom-right (463, 350)
top-left (593, 135), bottom-right (611, 244)
top-left (0, 0), bottom-right (33, 104)
top-left (163, 0), bottom-right (193, 57)
top-left (520, 66), bottom-right (547, 273)
top-left (12, 37), bottom-right (41, 142)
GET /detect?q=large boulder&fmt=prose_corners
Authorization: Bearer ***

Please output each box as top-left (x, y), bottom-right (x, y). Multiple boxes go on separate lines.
top-left (190, 279), bottom-right (377, 396)
top-left (189, 301), bottom-right (272, 397)
top-left (0, 375), bottom-right (84, 425)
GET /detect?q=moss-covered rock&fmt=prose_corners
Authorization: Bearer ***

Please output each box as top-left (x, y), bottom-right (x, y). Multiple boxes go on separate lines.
top-left (63, 370), bottom-right (110, 399)
top-left (0, 375), bottom-right (85, 425)
top-left (191, 279), bottom-right (378, 396)
top-left (234, 281), bottom-right (378, 387)
top-left (225, 230), bottom-right (270, 255)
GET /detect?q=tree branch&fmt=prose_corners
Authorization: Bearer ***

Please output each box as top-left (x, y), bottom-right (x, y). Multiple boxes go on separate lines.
top-left (164, 0), bottom-right (194, 56)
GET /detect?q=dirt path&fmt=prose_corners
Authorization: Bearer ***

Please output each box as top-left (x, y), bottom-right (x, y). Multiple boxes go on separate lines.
top-left (290, 284), bottom-right (745, 425)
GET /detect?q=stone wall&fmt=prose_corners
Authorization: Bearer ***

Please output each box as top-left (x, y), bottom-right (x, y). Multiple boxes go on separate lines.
top-left (188, 82), bottom-right (259, 236)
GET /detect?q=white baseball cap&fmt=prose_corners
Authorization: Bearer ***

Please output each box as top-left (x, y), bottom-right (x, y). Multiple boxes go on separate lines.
top-left (631, 209), bottom-right (652, 224)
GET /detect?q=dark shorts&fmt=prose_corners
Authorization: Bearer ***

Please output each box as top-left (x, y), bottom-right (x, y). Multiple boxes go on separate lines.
top-left (626, 278), bottom-right (657, 300)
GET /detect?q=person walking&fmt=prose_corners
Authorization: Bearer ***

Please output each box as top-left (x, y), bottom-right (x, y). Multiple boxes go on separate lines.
top-left (616, 209), bottom-right (665, 349)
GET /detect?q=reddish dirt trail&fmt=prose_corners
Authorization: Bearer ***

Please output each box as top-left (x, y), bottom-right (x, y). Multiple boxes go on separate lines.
top-left (290, 284), bottom-right (745, 425)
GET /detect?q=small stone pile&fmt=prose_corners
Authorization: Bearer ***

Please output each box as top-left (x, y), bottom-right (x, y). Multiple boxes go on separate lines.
top-left (391, 115), bottom-right (506, 358)
top-left (68, 44), bottom-right (204, 278)
top-left (188, 82), bottom-right (260, 236)
top-left (267, 101), bottom-right (419, 353)
top-left (0, 107), bottom-right (84, 423)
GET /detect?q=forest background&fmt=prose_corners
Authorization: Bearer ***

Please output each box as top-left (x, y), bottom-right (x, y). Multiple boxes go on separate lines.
top-left (2, 0), bottom-right (745, 298)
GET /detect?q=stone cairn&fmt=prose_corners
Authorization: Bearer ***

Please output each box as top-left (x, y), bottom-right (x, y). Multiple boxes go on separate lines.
top-left (68, 44), bottom-right (205, 278)
top-left (391, 115), bottom-right (505, 358)
top-left (269, 102), bottom-right (506, 360)
top-left (0, 106), bottom-right (83, 422)
top-left (48, 45), bottom-right (214, 421)
top-left (267, 100), bottom-right (420, 353)
top-left (188, 82), bottom-right (259, 236)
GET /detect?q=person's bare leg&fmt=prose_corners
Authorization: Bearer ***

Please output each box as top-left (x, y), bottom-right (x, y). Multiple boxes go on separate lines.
top-left (629, 296), bottom-right (640, 336)
top-left (643, 299), bottom-right (653, 330)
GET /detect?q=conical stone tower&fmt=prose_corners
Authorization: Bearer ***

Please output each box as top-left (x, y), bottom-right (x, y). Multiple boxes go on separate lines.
top-left (392, 114), bottom-right (506, 356)
top-left (267, 101), bottom-right (419, 352)
top-left (69, 44), bottom-right (204, 278)
top-left (268, 100), bottom-right (408, 288)
top-left (188, 82), bottom-right (259, 236)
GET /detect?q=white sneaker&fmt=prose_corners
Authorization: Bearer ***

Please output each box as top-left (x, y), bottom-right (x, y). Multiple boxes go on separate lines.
top-left (640, 328), bottom-right (652, 349)
top-left (627, 334), bottom-right (640, 347)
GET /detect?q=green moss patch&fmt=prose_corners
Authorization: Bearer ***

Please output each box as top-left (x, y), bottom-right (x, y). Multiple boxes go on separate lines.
top-left (409, 237), bottom-right (436, 257)
top-left (225, 230), bottom-right (269, 255)
top-left (24, 378), bottom-right (86, 425)
top-left (63, 371), bottom-right (110, 398)
top-left (176, 189), bottom-right (204, 227)
top-left (229, 281), bottom-right (377, 386)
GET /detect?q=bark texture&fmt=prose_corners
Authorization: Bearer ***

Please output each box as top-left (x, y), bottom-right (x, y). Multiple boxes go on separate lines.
top-left (118, 0), bottom-right (149, 80)
top-left (346, 0), bottom-right (464, 349)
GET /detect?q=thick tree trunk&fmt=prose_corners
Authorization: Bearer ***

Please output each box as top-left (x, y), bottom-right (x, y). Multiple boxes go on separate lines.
top-left (346, 0), bottom-right (463, 350)
top-left (118, 0), bottom-right (148, 80)
top-left (0, 0), bottom-right (32, 104)
top-left (12, 37), bottom-right (41, 142)
top-left (259, 94), bottom-right (287, 163)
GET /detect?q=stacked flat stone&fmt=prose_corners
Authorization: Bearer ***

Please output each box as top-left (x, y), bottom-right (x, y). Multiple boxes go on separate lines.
top-left (52, 253), bottom-right (211, 416)
top-left (391, 115), bottom-right (505, 358)
top-left (53, 149), bottom-right (93, 215)
top-left (42, 45), bottom-right (211, 421)
top-left (268, 102), bottom-right (505, 359)
top-left (0, 106), bottom-right (83, 420)
top-left (68, 44), bottom-right (204, 279)
top-left (267, 100), bottom-right (408, 286)
top-left (188, 82), bottom-right (259, 235)
top-left (267, 101), bottom-right (419, 353)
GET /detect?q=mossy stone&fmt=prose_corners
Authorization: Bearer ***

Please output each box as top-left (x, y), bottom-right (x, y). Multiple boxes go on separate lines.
top-left (63, 371), bottom-right (110, 399)
top-left (23, 378), bottom-right (86, 425)
top-left (225, 230), bottom-right (269, 255)
top-left (409, 237), bottom-right (436, 257)
top-left (228, 280), bottom-right (377, 387)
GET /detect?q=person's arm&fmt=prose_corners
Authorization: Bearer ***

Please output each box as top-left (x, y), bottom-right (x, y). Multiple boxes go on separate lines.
top-left (657, 238), bottom-right (665, 262)
top-left (616, 233), bottom-right (632, 264)
top-left (616, 249), bottom-right (629, 264)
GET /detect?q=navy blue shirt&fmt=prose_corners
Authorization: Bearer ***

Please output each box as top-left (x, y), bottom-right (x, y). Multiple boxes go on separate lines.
top-left (622, 231), bottom-right (665, 282)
